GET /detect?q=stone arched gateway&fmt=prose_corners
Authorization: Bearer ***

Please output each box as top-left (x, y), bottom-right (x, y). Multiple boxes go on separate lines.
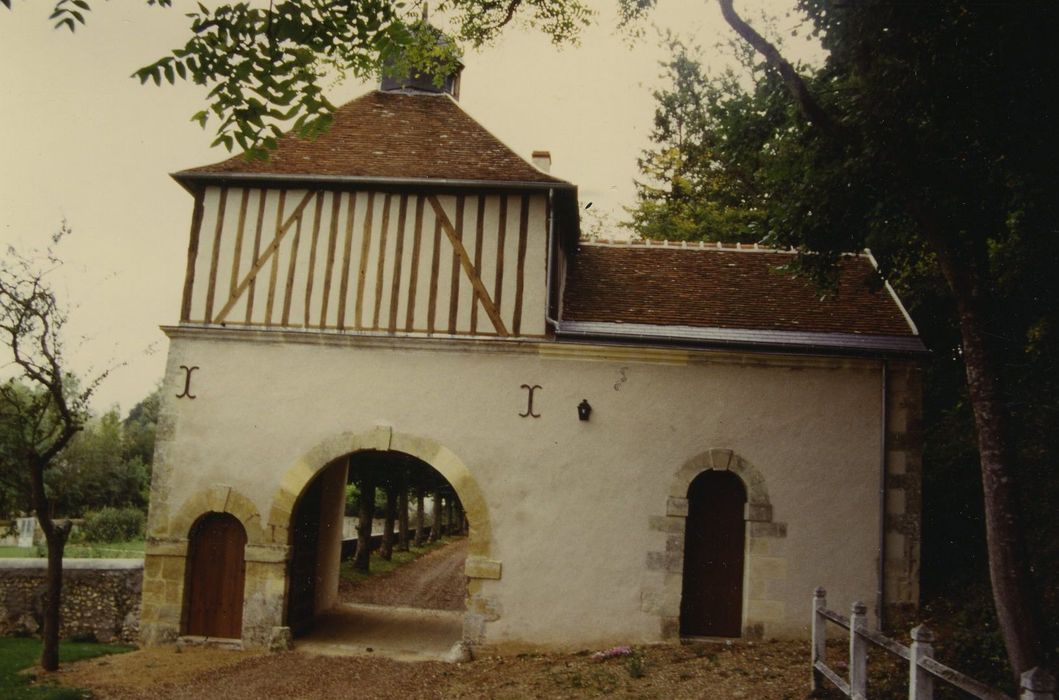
top-left (141, 427), bottom-right (499, 648)
top-left (642, 448), bottom-right (788, 641)
top-left (267, 425), bottom-right (501, 646)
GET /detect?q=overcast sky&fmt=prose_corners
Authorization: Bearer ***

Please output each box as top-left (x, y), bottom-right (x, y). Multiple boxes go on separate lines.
top-left (0, 0), bottom-right (814, 413)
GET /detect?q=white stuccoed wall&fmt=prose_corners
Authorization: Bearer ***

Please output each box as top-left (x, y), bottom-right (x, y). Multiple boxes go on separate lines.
top-left (144, 328), bottom-right (914, 651)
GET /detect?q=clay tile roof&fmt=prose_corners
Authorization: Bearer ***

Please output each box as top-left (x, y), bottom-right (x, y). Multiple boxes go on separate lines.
top-left (561, 243), bottom-right (917, 337)
top-left (179, 90), bottom-right (566, 185)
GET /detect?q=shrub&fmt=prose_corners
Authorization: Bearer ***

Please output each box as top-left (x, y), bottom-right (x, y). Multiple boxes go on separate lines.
top-left (81, 507), bottom-right (145, 543)
top-left (625, 652), bottom-right (646, 679)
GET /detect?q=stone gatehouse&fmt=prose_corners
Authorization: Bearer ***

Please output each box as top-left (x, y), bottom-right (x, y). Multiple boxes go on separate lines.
top-left (140, 56), bottom-right (924, 653)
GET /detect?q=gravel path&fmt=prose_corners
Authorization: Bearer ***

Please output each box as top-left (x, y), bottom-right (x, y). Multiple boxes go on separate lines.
top-left (53, 639), bottom-right (819, 699)
top-left (45, 538), bottom-right (823, 697)
top-left (338, 538), bottom-right (468, 611)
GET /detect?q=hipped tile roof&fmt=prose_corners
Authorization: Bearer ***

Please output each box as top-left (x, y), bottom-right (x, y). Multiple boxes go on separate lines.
top-left (180, 90), bottom-right (565, 185)
top-left (561, 243), bottom-right (917, 337)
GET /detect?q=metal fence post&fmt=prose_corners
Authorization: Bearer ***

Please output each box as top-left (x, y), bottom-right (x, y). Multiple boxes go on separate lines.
top-left (1021, 667), bottom-right (1056, 700)
top-left (909, 624), bottom-right (935, 700)
top-left (812, 587), bottom-right (827, 693)
top-left (850, 601), bottom-right (868, 700)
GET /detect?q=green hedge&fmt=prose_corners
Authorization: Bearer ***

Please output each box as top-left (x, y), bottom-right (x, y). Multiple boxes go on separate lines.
top-left (80, 508), bottom-right (145, 543)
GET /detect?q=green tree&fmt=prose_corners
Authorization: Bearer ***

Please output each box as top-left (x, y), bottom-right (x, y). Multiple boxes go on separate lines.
top-left (625, 37), bottom-right (767, 243)
top-left (0, 226), bottom-right (108, 671)
top-left (122, 386), bottom-right (161, 469)
top-left (0, 382), bottom-right (36, 519)
top-left (49, 407), bottom-right (151, 516)
top-left (48, 408), bottom-right (123, 515)
top-left (668, 0), bottom-right (1057, 679)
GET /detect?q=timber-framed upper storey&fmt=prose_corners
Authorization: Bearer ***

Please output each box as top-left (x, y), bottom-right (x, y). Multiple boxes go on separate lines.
top-left (172, 87), bottom-right (924, 359)
top-left (178, 185), bottom-right (555, 339)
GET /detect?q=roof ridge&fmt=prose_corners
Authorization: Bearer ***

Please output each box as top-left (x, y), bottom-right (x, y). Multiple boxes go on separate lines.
top-left (580, 239), bottom-right (876, 259)
top-left (581, 238), bottom-right (797, 254)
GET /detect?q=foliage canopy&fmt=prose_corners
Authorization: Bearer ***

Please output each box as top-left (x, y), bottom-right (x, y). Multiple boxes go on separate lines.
top-left (623, 0), bottom-right (1059, 680)
top-left (4, 0), bottom-right (592, 158)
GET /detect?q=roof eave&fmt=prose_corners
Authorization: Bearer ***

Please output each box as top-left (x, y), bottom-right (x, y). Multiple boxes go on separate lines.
top-left (554, 320), bottom-right (929, 358)
top-left (171, 170), bottom-right (575, 194)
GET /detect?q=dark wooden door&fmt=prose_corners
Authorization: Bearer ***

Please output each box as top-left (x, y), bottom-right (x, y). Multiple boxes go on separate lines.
top-left (185, 513), bottom-right (247, 638)
top-left (680, 470), bottom-right (747, 637)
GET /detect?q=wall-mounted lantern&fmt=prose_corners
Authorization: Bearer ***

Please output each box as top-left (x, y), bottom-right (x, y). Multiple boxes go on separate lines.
top-left (577, 399), bottom-right (592, 422)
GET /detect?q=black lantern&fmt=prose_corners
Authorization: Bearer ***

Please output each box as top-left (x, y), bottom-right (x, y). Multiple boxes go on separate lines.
top-left (577, 399), bottom-right (592, 421)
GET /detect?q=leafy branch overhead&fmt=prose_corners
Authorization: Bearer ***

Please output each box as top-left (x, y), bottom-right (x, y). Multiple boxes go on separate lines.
top-left (9, 0), bottom-right (591, 159)
top-left (4, 0), bottom-right (173, 32)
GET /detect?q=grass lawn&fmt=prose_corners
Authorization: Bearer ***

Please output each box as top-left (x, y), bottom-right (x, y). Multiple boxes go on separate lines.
top-left (0, 637), bottom-right (133, 700)
top-left (339, 536), bottom-right (459, 585)
top-left (0, 541), bottom-right (145, 559)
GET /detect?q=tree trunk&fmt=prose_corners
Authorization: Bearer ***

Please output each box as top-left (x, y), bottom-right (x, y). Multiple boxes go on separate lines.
top-left (714, 0), bottom-right (1048, 677)
top-left (414, 484), bottom-right (425, 547)
top-left (353, 474), bottom-right (375, 573)
top-left (30, 459), bottom-right (72, 672)
top-left (397, 475), bottom-right (409, 552)
top-left (428, 491), bottom-right (440, 543)
top-left (928, 233), bottom-right (1046, 678)
top-left (39, 518), bottom-right (70, 672)
top-left (379, 485), bottom-right (396, 561)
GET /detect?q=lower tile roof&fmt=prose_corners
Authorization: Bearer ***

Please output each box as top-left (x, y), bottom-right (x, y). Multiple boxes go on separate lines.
top-left (559, 241), bottom-right (923, 354)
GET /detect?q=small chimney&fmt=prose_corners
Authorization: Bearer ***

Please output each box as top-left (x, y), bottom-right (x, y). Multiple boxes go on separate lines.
top-left (532, 150), bottom-right (552, 173)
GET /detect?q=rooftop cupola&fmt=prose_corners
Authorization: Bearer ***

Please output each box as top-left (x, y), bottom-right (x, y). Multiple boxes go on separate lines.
top-left (379, 5), bottom-right (464, 100)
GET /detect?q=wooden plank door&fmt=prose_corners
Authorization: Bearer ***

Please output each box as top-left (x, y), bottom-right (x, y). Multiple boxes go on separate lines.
top-left (185, 513), bottom-right (247, 638)
top-left (680, 470), bottom-right (747, 637)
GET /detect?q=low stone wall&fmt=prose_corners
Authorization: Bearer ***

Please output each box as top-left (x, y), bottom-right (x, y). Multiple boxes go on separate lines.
top-left (0, 559), bottom-right (143, 643)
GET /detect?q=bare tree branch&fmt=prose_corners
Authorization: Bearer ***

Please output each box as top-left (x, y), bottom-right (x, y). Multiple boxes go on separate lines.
top-left (0, 227), bottom-right (101, 671)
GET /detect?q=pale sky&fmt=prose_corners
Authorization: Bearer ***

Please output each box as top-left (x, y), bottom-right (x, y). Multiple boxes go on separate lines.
top-left (0, 0), bottom-right (814, 413)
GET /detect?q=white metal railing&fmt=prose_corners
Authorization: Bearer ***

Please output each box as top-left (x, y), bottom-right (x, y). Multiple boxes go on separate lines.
top-left (811, 588), bottom-right (1055, 700)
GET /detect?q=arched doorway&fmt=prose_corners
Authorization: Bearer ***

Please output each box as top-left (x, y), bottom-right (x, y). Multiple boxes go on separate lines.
top-left (680, 470), bottom-right (747, 637)
top-left (285, 449), bottom-right (469, 640)
top-left (184, 512), bottom-right (248, 638)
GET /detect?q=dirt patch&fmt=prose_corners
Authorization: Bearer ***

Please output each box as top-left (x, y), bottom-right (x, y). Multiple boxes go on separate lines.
top-left (48, 541), bottom-right (823, 698)
top-left (339, 538), bottom-right (468, 611)
top-left (53, 639), bottom-right (820, 699)
top-left (51, 646), bottom-right (262, 697)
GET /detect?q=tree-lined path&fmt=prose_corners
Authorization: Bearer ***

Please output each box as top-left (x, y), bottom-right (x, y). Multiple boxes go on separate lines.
top-left (339, 538), bottom-right (468, 612)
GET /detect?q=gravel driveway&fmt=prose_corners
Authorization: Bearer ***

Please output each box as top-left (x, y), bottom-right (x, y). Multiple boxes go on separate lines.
top-left (46, 538), bottom-right (819, 698)
top-left (339, 538), bottom-right (469, 611)
top-left (53, 639), bottom-right (817, 699)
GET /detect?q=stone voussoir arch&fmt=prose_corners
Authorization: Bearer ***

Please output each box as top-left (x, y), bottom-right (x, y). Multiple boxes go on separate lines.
top-left (669, 448), bottom-right (774, 524)
top-left (168, 483), bottom-right (268, 546)
top-left (265, 425), bottom-right (493, 559)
